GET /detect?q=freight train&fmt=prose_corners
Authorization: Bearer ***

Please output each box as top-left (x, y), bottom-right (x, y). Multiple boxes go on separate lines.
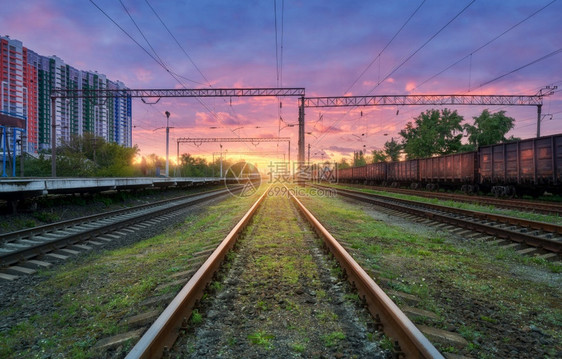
top-left (326, 133), bottom-right (562, 197)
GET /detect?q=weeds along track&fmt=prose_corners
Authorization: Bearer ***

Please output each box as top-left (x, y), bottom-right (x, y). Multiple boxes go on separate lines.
top-left (314, 185), bottom-right (562, 261)
top-left (125, 185), bottom-right (443, 359)
top-left (0, 187), bottom-right (239, 280)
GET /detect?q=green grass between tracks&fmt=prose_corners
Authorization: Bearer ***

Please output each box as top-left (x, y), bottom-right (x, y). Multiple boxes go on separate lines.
top-left (324, 183), bottom-right (562, 226)
top-left (0, 188), bottom-right (263, 359)
top-left (297, 187), bottom-right (561, 357)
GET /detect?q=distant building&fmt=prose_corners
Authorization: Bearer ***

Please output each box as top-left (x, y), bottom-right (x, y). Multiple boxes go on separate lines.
top-left (0, 35), bottom-right (132, 155)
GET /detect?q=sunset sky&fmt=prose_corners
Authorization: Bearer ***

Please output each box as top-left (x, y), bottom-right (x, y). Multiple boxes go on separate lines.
top-left (1, 0), bottom-right (561, 166)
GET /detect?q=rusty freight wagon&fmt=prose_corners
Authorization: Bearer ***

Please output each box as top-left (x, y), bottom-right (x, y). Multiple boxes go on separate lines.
top-left (419, 152), bottom-right (478, 192)
top-left (351, 165), bottom-right (368, 183)
top-left (365, 162), bottom-right (387, 185)
top-left (387, 159), bottom-right (419, 187)
top-left (479, 133), bottom-right (562, 196)
top-left (337, 167), bottom-right (353, 182)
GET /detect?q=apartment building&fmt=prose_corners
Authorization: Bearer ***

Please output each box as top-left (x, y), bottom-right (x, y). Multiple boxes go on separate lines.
top-left (0, 35), bottom-right (132, 154)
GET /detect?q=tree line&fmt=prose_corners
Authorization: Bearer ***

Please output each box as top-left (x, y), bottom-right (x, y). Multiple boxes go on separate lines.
top-left (342, 108), bottom-right (517, 168)
top-left (19, 107), bottom-right (517, 175)
top-left (21, 133), bottom-right (231, 178)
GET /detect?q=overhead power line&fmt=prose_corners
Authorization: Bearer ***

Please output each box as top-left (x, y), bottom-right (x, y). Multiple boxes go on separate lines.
top-left (477, 48), bottom-right (562, 89)
top-left (312, 0), bottom-right (476, 149)
top-left (367, 0), bottom-right (476, 95)
top-left (144, 0), bottom-right (212, 87)
top-left (90, 0), bottom-right (246, 142)
top-left (411, 0), bottom-right (557, 93)
top-left (344, 0), bottom-right (426, 95)
top-left (144, 0), bottom-right (257, 143)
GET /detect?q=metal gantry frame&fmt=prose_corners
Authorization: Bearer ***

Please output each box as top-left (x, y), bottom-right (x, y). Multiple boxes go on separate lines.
top-left (301, 93), bottom-right (552, 153)
top-left (176, 137), bottom-right (291, 177)
top-left (50, 88), bottom-right (553, 177)
top-left (49, 88), bottom-right (305, 177)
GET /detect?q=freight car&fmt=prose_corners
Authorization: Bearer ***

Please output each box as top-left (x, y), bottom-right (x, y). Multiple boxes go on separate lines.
top-left (332, 133), bottom-right (562, 197)
top-left (479, 134), bottom-right (562, 196)
top-left (418, 151), bottom-right (478, 192)
top-left (365, 162), bottom-right (387, 185)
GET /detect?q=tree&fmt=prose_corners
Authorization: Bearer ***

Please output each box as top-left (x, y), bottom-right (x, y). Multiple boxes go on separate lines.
top-left (52, 134), bottom-right (139, 177)
top-left (383, 137), bottom-right (401, 161)
top-left (399, 108), bottom-right (463, 159)
top-left (353, 150), bottom-right (367, 166)
top-left (372, 150), bottom-right (387, 163)
top-left (337, 158), bottom-right (351, 169)
top-left (95, 142), bottom-right (139, 177)
top-left (464, 109), bottom-right (518, 149)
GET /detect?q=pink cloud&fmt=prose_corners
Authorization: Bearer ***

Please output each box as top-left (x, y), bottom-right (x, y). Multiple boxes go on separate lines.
top-left (405, 81), bottom-right (416, 92)
top-left (135, 68), bottom-right (154, 84)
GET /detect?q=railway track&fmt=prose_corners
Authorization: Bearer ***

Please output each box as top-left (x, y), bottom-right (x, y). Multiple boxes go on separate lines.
top-left (124, 186), bottom-right (444, 359)
top-left (314, 184), bottom-right (562, 260)
top-left (343, 183), bottom-right (562, 216)
top-left (0, 187), bottom-right (239, 280)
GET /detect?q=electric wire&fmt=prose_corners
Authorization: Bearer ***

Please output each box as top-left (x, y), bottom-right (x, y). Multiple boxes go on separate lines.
top-left (410, 0), bottom-right (557, 93)
top-left (143, 0), bottom-right (256, 148)
top-left (367, 0), bottom-right (476, 96)
top-left (144, 0), bottom-right (212, 87)
top-left (343, 0), bottom-right (426, 95)
top-left (91, 0), bottom-right (249, 154)
top-left (311, 0), bottom-right (476, 150)
top-left (476, 48), bottom-right (562, 89)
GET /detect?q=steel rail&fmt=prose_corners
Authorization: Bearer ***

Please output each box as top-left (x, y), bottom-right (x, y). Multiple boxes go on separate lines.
top-left (287, 187), bottom-right (443, 359)
top-left (361, 185), bottom-right (562, 216)
top-left (125, 187), bottom-right (270, 359)
top-left (330, 186), bottom-right (562, 236)
top-left (0, 187), bottom-right (226, 244)
top-left (0, 188), bottom-right (235, 268)
top-left (318, 185), bottom-right (562, 255)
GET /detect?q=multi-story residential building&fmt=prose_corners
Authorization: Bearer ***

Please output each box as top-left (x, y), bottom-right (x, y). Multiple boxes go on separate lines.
top-left (0, 35), bottom-right (132, 156)
top-left (0, 36), bottom-right (31, 156)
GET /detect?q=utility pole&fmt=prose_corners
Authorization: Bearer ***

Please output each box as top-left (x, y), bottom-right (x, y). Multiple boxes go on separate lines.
top-left (176, 141), bottom-right (180, 177)
top-left (298, 97), bottom-right (305, 164)
top-left (20, 132), bottom-right (26, 177)
top-left (536, 86), bottom-right (558, 138)
top-left (51, 97), bottom-right (57, 177)
top-left (537, 104), bottom-right (542, 138)
top-left (308, 143), bottom-right (310, 165)
top-left (165, 111), bottom-right (170, 177)
top-left (220, 144), bottom-right (223, 177)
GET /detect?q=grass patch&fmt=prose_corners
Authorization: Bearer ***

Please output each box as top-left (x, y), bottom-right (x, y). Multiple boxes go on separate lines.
top-left (248, 331), bottom-right (274, 349)
top-left (327, 183), bottom-right (562, 225)
top-left (190, 309), bottom-right (203, 325)
top-left (321, 331), bottom-right (345, 347)
top-left (0, 189), bottom-right (262, 358)
top-left (297, 186), bottom-right (562, 356)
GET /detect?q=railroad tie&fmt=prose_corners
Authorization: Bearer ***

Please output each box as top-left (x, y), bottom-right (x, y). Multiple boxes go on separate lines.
top-left (26, 259), bottom-right (52, 268)
top-left (0, 272), bottom-right (19, 281)
top-left (87, 240), bottom-right (104, 246)
top-left (386, 289), bottom-right (420, 305)
top-left (4, 265), bottom-right (37, 275)
top-left (516, 247), bottom-right (538, 255)
top-left (416, 324), bottom-right (468, 348)
top-left (500, 243), bottom-right (522, 250)
top-left (45, 252), bottom-right (69, 260)
top-left (154, 277), bottom-right (189, 292)
top-left (139, 293), bottom-right (176, 307)
top-left (92, 328), bottom-right (145, 351)
top-left (58, 248), bottom-right (81, 255)
top-left (120, 310), bottom-right (161, 328)
top-left (72, 244), bottom-right (93, 251)
top-left (402, 306), bottom-right (438, 320)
